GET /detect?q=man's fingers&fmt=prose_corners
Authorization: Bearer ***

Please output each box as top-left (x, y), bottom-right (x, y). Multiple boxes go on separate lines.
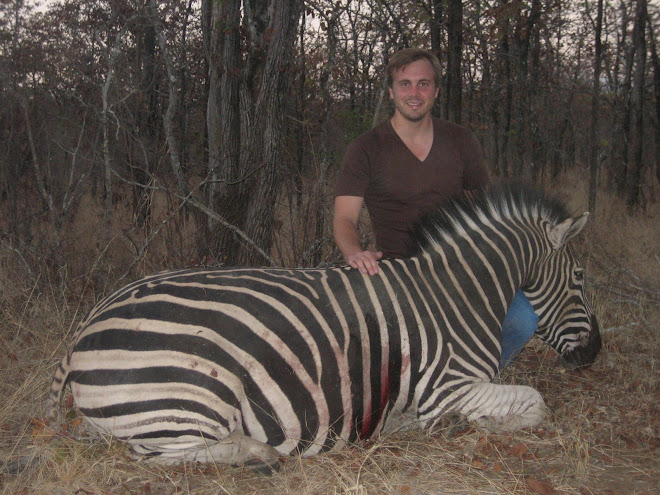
top-left (347, 251), bottom-right (380, 276)
top-left (349, 259), bottom-right (368, 274)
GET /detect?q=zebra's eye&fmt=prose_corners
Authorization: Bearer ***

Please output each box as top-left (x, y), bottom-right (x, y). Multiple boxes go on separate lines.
top-left (573, 269), bottom-right (584, 282)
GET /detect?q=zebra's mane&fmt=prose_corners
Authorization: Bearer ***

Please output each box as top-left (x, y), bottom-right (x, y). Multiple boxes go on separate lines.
top-left (410, 182), bottom-right (572, 254)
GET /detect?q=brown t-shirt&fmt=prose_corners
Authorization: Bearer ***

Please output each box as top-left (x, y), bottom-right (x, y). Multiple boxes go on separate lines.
top-left (335, 118), bottom-right (489, 257)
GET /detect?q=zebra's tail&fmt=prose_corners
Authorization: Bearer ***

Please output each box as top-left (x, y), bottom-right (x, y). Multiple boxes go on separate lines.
top-left (45, 352), bottom-right (72, 423)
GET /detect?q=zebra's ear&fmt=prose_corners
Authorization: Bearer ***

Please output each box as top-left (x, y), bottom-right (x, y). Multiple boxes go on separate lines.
top-left (548, 212), bottom-right (589, 249)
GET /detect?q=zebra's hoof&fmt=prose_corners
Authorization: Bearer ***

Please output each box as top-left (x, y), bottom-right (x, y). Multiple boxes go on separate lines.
top-left (241, 458), bottom-right (282, 475)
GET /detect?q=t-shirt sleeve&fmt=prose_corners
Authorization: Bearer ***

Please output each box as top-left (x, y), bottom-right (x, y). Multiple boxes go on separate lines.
top-left (461, 129), bottom-right (490, 190)
top-left (335, 139), bottom-right (371, 198)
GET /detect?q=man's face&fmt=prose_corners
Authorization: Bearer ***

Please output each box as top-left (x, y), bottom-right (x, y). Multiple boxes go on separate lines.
top-left (389, 59), bottom-right (439, 123)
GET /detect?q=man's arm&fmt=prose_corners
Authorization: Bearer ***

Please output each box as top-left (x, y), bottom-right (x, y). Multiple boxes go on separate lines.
top-left (333, 195), bottom-right (382, 276)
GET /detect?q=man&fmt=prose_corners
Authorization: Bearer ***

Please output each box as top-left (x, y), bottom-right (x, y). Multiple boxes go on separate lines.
top-left (333, 47), bottom-right (537, 368)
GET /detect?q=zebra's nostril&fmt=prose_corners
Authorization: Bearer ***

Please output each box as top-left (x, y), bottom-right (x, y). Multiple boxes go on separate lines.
top-left (560, 321), bottom-right (601, 369)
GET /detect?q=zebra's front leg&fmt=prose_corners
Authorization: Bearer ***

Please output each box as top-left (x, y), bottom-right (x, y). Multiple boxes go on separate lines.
top-left (448, 382), bottom-right (547, 433)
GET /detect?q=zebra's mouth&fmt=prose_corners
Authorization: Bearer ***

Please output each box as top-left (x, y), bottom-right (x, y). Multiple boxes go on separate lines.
top-left (559, 316), bottom-right (602, 370)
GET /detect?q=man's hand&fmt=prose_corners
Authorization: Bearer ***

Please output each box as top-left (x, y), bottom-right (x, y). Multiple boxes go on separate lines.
top-left (334, 196), bottom-right (384, 276)
top-left (346, 249), bottom-right (383, 276)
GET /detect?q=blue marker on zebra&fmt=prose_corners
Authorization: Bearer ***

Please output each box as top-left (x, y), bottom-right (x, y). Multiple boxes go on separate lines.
top-left (500, 290), bottom-right (540, 369)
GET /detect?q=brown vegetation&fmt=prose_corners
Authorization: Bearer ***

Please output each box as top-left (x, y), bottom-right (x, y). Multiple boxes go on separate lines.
top-left (1, 171), bottom-right (658, 495)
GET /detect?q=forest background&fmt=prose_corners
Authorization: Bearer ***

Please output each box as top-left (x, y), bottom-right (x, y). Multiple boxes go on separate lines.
top-left (1, 2), bottom-right (659, 494)
top-left (1, 0), bottom-right (658, 296)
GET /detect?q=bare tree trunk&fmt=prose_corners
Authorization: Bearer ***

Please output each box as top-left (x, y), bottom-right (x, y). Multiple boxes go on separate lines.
top-left (205, 0), bottom-right (303, 266)
top-left (614, 2), bottom-right (636, 196)
top-left (429, 0), bottom-right (443, 57)
top-left (626, 0), bottom-right (647, 212)
top-left (589, 0), bottom-right (604, 214)
top-left (133, 2), bottom-right (158, 227)
top-left (445, 0), bottom-right (462, 124)
top-left (242, 0), bottom-right (304, 266)
top-left (510, 0), bottom-right (540, 179)
top-left (527, 0), bottom-right (542, 182)
top-left (500, 0), bottom-right (513, 178)
top-left (428, 0), bottom-right (444, 118)
top-left (4, 0), bottom-right (26, 239)
top-left (96, 26), bottom-right (131, 251)
top-left (149, 1), bottom-right (188, 199)
top-left (177, 0), bottom-right (194, 175)
top-left (19, 96), bottom-right (58, 245)
top-left (294, 13), bottom-right (306, 210)
top-left (648, 17), bottom-right (660, 186)
top-left (101, 67), bottom-right (113, 251)
top-left (206, 0), bottom-right (243, 261)
top-left (475, 0), bottom-right (498, 173)
top-left (310, 5), bottom-right (340, 266)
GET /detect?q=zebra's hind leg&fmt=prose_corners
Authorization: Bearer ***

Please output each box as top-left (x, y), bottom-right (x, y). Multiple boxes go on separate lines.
top-left (452, 382), bottom-right (547, 433)
top-left (222, 432), bottom-right (282, 473)
top-left (132, 432), bottom-right (281, 473)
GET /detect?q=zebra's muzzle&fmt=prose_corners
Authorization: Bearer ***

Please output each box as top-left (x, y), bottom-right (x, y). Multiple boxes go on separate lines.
top-left (559, 315), bottom-right (602, 370)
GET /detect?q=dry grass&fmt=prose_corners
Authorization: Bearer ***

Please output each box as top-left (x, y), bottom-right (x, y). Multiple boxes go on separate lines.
top-left (1, 173), bottom-right (659, 494)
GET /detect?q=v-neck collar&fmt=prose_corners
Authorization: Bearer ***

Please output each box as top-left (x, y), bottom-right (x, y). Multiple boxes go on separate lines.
top-left (388, 119), bottom-right (435, 164)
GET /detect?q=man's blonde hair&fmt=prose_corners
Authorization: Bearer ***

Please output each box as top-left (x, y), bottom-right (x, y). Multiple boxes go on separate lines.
top-left (386, 48), bottom-right (442, 88)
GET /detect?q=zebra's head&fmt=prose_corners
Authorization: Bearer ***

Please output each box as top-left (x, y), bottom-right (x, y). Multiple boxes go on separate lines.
top-left (524, 212), bottom-right (601, 370)
top-left (412, 183), bottom-right (602, 370)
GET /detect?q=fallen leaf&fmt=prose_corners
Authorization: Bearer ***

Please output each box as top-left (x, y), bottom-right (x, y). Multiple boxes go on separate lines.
top-left (510, 442), bottom-right (530, 457)
top-left (619, 433), bottom-right (639, 450)
top-left (533, 428), bottom-right (548, 438)
top-left (31, 418), bottom-right (55, 444)
top-left (387, 447), bottom-right (404, 457)
top-left (477, 435), bottom-right (492, 454)
top-left (526, 475), bottom-right (556, 495)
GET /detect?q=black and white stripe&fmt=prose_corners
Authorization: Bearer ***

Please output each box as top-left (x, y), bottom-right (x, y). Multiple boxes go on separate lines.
top-left (49, 184), bottom-right (601, 466)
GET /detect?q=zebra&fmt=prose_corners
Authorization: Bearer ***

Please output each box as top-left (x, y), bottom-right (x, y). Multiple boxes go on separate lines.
top-left (48, 183), bottom-right (601, 470)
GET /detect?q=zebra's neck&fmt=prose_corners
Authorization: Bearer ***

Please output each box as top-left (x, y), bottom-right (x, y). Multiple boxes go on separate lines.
top-left (414, 221), bottom-right (534, 323)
